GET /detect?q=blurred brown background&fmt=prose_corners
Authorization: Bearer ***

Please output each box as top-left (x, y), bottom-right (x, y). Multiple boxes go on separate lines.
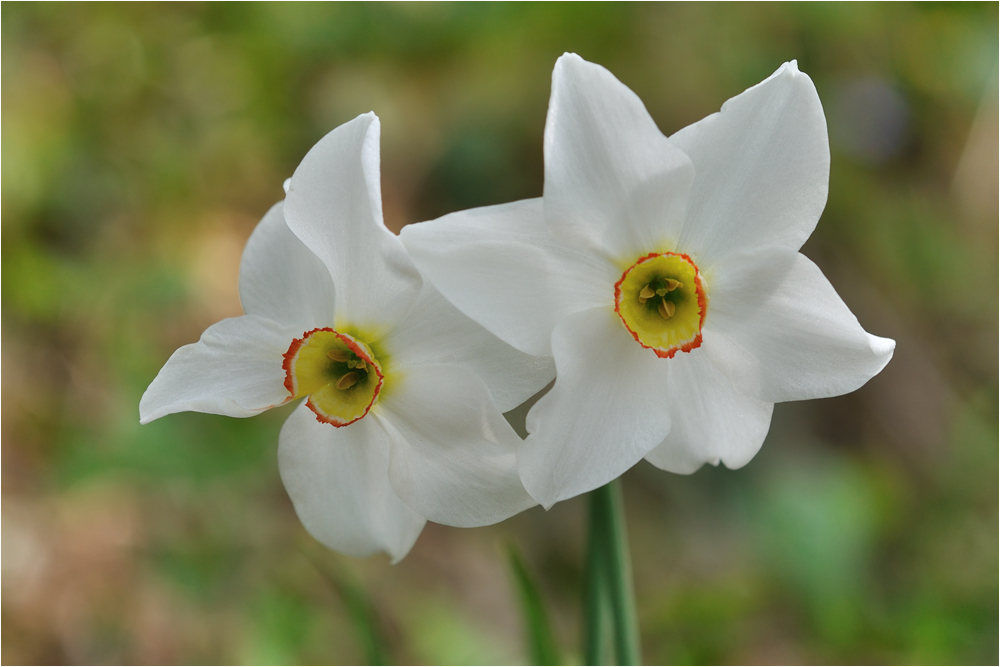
top-left (2, 3), bottom-right (997, 664)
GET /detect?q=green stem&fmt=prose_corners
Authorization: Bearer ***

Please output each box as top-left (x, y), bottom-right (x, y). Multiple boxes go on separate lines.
top-left (584, 492), bottom-right (611, 664)
top-left (603, 480), bottom-right (641, 666)
top-left (584, 480), bottom-right (641, 666)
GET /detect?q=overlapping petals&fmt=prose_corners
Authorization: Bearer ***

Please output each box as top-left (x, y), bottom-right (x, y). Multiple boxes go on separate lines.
top-left (520, 308), bottom-right (672, 508)
top-left (238, 201), bottom-right (336, 333)
top-left (140, 199), bottom-right (335, 425)
top-left (279, 403), bottom-right (425, 562)
top-left (400, 198), bottom-right (615, 358)
top-left (644, 352), bottom-right (773, 475)
top-left (378, 280), bottom-right (555, 411)
top-left (378, 365), bottom-right (535, 527)
top-left (544, 54), bottom-right (693, 260)
top-left (284, 113), bottom-right (423, 336)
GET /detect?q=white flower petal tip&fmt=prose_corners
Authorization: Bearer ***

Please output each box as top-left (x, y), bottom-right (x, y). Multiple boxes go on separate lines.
top-left (705, 251), bottom-right (896, 403)
top-left (870, 334), bottom-right (897, 360)
top-left (670, 59), bottom-right (829, 263)
top-left (138, 315), bottom-right (296, 425)
top-left (545, 53), bottom-right (694, 260)
top-left (284, 112), bottom-right (422, 335)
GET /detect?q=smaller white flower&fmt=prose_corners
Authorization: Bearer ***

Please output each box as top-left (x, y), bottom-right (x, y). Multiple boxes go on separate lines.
top-left (401, 54), bottom-right (896, 509)
top-left (140, 113), bottom-right (553, 561)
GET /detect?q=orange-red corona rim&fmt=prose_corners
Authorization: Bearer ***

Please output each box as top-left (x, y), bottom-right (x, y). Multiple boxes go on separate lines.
top-left (614, 252), bottom-right (707, 359)
top-left (282, 327), bottom-right (384, 427)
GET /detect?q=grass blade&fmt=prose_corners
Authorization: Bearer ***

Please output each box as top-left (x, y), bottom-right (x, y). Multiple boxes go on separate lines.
top-left (507, 542), bottom-right (562, 665)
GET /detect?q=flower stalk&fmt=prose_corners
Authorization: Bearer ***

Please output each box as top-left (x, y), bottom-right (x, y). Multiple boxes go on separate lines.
top-left (584, 480), bottom-right (641, 665)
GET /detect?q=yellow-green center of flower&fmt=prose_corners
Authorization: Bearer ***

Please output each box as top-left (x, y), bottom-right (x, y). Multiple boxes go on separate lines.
top-left (282, 328), bottom-right (383, 426)
top-left (614, 251), bottom-right (707, 358)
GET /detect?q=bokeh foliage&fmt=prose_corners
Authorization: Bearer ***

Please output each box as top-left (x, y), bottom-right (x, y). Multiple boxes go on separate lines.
top-left (3, 3), bottom-right (997, 664)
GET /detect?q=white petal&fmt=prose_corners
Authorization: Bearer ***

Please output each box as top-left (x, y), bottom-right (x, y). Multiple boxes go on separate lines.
top-left (703, 251), bottom-right (895, 403)
top-left (284, 113), bottom-right (422, 335)
top-left (520, 307), bottom-right (672, 508)
top-left (278, 402), bottom-right (426, 562)
top-left (139, 315), bottom-right (294, 424)
top-left (670, 61), bottom-right (830, 263)
top-left (644, 350), bottom-right (774, 474)
top-left (238, 201), bottom-right (336, 332)
top-left (401, 198), bottom-right (616, 358)
top-left (544, 53), bottom-right (694, 260)
top-left (379, 282), bottom-right (554, 412)
top-left (376, 365), bottom-right (536, 527)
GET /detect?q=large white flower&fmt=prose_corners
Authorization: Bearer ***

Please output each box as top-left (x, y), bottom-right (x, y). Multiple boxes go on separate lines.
top-left (401, 54), bottom-right (895, 509)
top-left (140, 113), bottom-right (553, 561)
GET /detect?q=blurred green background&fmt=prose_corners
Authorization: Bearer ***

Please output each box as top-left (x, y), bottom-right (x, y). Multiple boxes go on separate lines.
top-left (3, 3), bottom-right (997, 664)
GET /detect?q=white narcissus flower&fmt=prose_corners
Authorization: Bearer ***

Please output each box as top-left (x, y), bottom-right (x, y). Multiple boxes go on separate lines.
top-left (140, 113), bottom-right (553, 561)
top-left (401, 54), bottom-right (896, 509)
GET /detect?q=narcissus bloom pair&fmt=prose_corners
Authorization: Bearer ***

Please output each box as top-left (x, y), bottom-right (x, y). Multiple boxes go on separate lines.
top-left (402, 54), bottom-right (895, 509)
top-left (142, 53), bottom-right (894, 558)
top-left (140, 113), bottom-right (552, 561)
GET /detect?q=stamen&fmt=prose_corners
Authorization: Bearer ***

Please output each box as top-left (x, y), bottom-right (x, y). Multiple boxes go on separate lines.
top-left (665, 279), bottom-right (682, 291)
top-left (658, 299), bottom-right (676, 319)
top-left (355, 360), bottom-right (366, 372)
top-left (327, 349), bottom-right (351, 362)
top-left (639, 285), bottom-right (656, 300)
top-left (336, 372), bottom-right (361, 390)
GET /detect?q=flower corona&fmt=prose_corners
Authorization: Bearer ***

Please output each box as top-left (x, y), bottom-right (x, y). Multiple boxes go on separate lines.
top-left (283, 328), bottom-right (384, 426)
top-left (614, 252), bottom-right (707, 358)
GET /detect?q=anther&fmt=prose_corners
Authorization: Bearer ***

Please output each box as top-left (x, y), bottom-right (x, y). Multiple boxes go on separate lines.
top-left (665, 279), bottom-right (682, 291)
top-left (336, 372), bottom-right (361, 390)
top-left (327, 349), bottom-right (351, 362)
top-left (658, 299), bottom-right (676, 319)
